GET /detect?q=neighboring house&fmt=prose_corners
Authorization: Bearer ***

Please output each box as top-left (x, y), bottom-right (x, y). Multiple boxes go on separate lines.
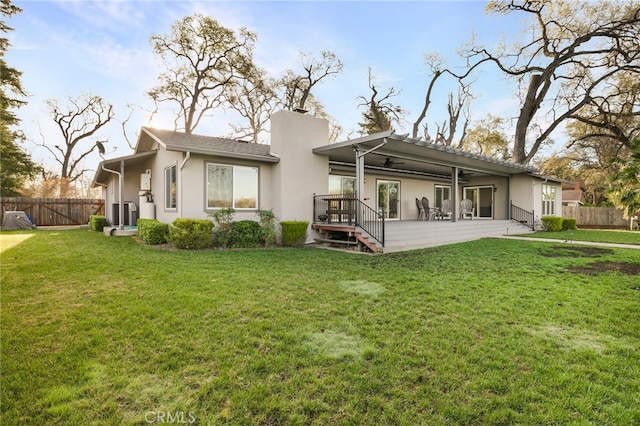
top-left (92, 110), bottom-right (562, 243)
top-left (562, 181), bottom-right (584, 207)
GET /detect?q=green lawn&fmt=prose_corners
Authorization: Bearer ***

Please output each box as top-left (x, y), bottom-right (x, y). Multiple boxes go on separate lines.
top-left (1, 229), bottom-right (639, 425)
top-left (521, 228), bottom-right (640, 245)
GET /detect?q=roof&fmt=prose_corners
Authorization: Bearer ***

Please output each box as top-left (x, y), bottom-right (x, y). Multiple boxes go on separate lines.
top-left (314, 131), bottom-right (538, 178)
top-left (562, 189), bottom-right (583, 202)
top-left (92, 150), bottom-right (157, 187)
top-left (138, 127), bottom-right (279, 163)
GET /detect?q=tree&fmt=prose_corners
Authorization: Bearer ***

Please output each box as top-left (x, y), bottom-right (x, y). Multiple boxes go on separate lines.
top-left (357, 68), bottom-right (406, 135)
top-left (148, 14), bottom-right (256, 134)
top-left (608, 138), bottom-right (640, 228)
top-left (226, 65), bottom-right (278, 143)
top-left (38, 94), bottom-right (114, 185)
top-left (461, 0), bottom-right (640, 164)
top-left (460, 114), bottom-right (510, 159)
top-left (281, 51), bottom-right (343, 111)
top-left (0, 0), bottom-right (38, 196)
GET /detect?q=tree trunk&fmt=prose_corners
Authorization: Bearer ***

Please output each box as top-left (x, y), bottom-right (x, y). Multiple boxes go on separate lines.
top-left (513, 74), bottom-right (543, 164)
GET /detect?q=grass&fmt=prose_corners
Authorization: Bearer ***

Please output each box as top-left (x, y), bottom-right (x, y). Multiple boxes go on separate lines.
top-left (520, 228), bottom-right (640, 245)
top-left (1, 229), bottom-right (639, 425)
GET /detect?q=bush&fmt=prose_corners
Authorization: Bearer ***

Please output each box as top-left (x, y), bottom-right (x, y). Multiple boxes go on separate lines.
top-left (280, 221), bottom-right (309, 247)
top-left (541, 216), bottom-right (563, 232)
top-left (209, 208), bottom-right (235, 248)
top-left (89, 215), bottom-right (108, 232)
top-left (137, 219), bottom-right (169, 245)
top-left (562, 218), bottom-right (577, 230)
top-left (256, 209), bottom-right (277, 246)
top-left (168, 218), bottom-right (214, 250)
top-left (230, 220), bottom-right (263, 248)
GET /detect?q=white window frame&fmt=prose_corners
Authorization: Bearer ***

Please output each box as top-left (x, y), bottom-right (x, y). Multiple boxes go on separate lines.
top-left (206, 163), bottom-right (259, 210)
top-left (164, 164), bottom-right (177, 210)
top-left (542, 184), bottom-right (556, 216)
top-left (434, 185), bottom-right (451, 209)
top-left (329, 175), bottom-right (356, 196)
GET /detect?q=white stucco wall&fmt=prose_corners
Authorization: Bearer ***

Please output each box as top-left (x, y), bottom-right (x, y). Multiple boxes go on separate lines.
top-left (270, 110), bottom-right (329, 240)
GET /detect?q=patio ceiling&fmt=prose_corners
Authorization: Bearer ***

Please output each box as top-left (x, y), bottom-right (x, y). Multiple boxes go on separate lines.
top-left (313, 131), bottom-right (537, 179)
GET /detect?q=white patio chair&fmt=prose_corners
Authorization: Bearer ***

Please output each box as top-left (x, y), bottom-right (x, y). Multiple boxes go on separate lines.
top-left (460, 199), bottom-right (475, 220)
top-left (440, 199), bottom-right (453, 220)
top-left (416, 198), bottom-right (426, 221)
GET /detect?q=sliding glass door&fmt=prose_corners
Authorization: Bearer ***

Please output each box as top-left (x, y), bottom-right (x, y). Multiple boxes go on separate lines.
top-left (463, 186), bottom-right (494, 219)
top-left (377, 180), bottom-right (400, 220)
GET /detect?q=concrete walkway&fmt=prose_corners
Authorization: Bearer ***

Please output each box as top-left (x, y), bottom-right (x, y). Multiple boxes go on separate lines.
top-left (497, 235), bottom-right (640, 250)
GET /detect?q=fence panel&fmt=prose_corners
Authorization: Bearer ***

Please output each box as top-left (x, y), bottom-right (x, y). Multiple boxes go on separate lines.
top-left (563, 205), bottom-right (629, 229)
top-left (0, 198), bottom-right (105, 226)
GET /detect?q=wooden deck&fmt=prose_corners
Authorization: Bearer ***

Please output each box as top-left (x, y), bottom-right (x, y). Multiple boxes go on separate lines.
top-left (313, 219), bottom-right (534, 253)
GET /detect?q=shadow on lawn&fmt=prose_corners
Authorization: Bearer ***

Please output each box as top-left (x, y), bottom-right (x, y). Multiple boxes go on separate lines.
top-left (539, 245), bottom-right (640, 276)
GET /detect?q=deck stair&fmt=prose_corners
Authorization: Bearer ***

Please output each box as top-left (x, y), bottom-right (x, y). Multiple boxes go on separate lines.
top-left (312, 224), bottom-right (382, 253)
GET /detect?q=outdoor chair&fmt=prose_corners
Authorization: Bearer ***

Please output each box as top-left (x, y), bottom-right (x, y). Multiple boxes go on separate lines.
top-left (416, 198), bottom-right (426, 221)
top-left (440, 199), bottom-right (453, 220)
top-left (460, 198), bottom-right (475, 220)
top-left (421, 197), bottom-right (438, 221)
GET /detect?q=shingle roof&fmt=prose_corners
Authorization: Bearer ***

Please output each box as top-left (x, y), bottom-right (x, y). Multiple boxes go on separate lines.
top-left (142, 127), bottom-right (278, 162)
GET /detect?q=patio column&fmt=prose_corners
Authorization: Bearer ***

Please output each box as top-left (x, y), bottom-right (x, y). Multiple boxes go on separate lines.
top-left (119, 159), bottom-right (125, 230)
top-left (451, 166), bottom-right (458, 222)
top-left (355, 148), bottom-right (365, 202)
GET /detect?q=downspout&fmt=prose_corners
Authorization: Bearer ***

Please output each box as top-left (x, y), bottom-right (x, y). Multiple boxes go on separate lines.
top-left (178, 152), bottom-right (191, 218)
top-left (101, 161), bottom-right (124, 230)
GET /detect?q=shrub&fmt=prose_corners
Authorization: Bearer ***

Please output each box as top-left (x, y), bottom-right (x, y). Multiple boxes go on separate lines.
top-left (256, 209), bottom-right (277, 246)
top-left (541, 216), bottom-right (563, 232)
top-left (168, 218), bottom-right (214, 250)
top-left (209, 208), bottom-right (235, 248)
top-left (89, 215), bottom-right (108, 232)
top-left (230, 220), bottom-right (263, 248)
top-left (280, 221), bottom-right (309, 247)
top-left (562, 218), bottom-right (577, 230)
top-left (137, 219), bottom-right (169, 245)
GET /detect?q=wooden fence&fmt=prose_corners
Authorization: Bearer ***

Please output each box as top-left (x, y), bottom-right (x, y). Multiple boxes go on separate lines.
top-left (0, 198), bottom-right (105, 227)
top-left (562, 205), bottom-right (630, 229)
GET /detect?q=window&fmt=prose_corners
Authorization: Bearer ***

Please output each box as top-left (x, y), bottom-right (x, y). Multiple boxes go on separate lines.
top-left (329, 175), bottom-right (355, 196)
top-left (542, 184), bottom-right (556, 216)
top-left (207, 164), bottom-right (258, 209)
top-left (434, 185), bottom-right (451, 209)
top-left (164, 164), bottom-right (177, 210)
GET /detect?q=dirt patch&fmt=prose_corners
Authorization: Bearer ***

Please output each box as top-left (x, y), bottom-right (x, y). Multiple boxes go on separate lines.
top-left (568, 261), bottom-right (640, 276)
top-left (540, 245), bottom-right (614, 258)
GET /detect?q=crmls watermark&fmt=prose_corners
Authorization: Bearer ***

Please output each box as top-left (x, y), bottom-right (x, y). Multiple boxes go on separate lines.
top-left (144, 410), bottom-right (197, 424)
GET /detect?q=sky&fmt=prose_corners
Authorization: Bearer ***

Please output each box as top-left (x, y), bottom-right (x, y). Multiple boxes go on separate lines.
top-left (6, 0), bottom-right (536, 176)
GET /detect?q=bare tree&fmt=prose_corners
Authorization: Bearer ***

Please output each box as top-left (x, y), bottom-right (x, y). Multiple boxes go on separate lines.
top-left (226, 65), bottom-right (278, 143)
top-left (432, 82), bottom-right (473, 148)
top-left (460, 0), bottom-right (640, 164)
top-left (38, 94), bottom-right (114, 183)
top-left (148, 13), bottom-right (256, 134)
top-left (357, 68), bottom-right (406, 135)
top-left (281, 51), bottom-right (343, 111)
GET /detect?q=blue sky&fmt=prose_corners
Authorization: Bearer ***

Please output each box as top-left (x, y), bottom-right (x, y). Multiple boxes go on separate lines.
top-left (7, 0), bottom-right (532, 173)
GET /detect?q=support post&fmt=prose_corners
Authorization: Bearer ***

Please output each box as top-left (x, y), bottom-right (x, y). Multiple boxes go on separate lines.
top-left (451, 166), bottom-right (458, 222)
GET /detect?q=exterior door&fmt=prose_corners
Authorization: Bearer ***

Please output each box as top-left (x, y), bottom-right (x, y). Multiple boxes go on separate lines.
top-left (463, 186), bottom-right (494, 219)
top-left (377, 180), bottom-right (400, 220)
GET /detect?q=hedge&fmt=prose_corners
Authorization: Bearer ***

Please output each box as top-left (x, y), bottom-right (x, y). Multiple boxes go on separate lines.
top-left (280, 221), bottom-right (309, 247)
top-left (89, 215), bottom-right (108, 232)
top-left (541, 216), bottom-right (563, 232)
top-left (169, 218), bottom-right (214, 249)
top-left (230, 220), bottom-right (263, 248)
top-left (137, 219), bottom-right (169, 245)
top-left (562, 218), bottom-right (577, 230)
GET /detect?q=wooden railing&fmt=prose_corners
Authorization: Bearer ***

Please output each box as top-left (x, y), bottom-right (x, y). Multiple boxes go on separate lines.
top-left (313, 194), bottom-right (385, 246)
top-left (510, 202), bottom-right (535, 230)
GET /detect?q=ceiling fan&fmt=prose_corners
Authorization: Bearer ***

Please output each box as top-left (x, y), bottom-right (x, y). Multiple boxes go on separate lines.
top-left (383, 158), bottom-right (404, 168)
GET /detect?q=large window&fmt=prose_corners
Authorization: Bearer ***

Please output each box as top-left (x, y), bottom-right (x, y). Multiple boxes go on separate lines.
top-left (164, 164), bottom-right (177, 210)
top-left (207, 164), bottom-right (258, 209)
top-left (329, 175), bottom-right (355, 196)
top-left (434, 185), bottom-right (451, 209)
top-left (542, 184), bottom-right (556, 216)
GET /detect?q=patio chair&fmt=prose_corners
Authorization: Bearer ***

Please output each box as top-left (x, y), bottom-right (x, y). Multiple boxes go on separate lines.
top-left (440, 199), bottom-right (453, 220)
top-left (460, 198), bottom-right (475, 220)
top-left (421, 197), bottom-right (437, 221)
top-left (416, 198), bottom-right (426, 221)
